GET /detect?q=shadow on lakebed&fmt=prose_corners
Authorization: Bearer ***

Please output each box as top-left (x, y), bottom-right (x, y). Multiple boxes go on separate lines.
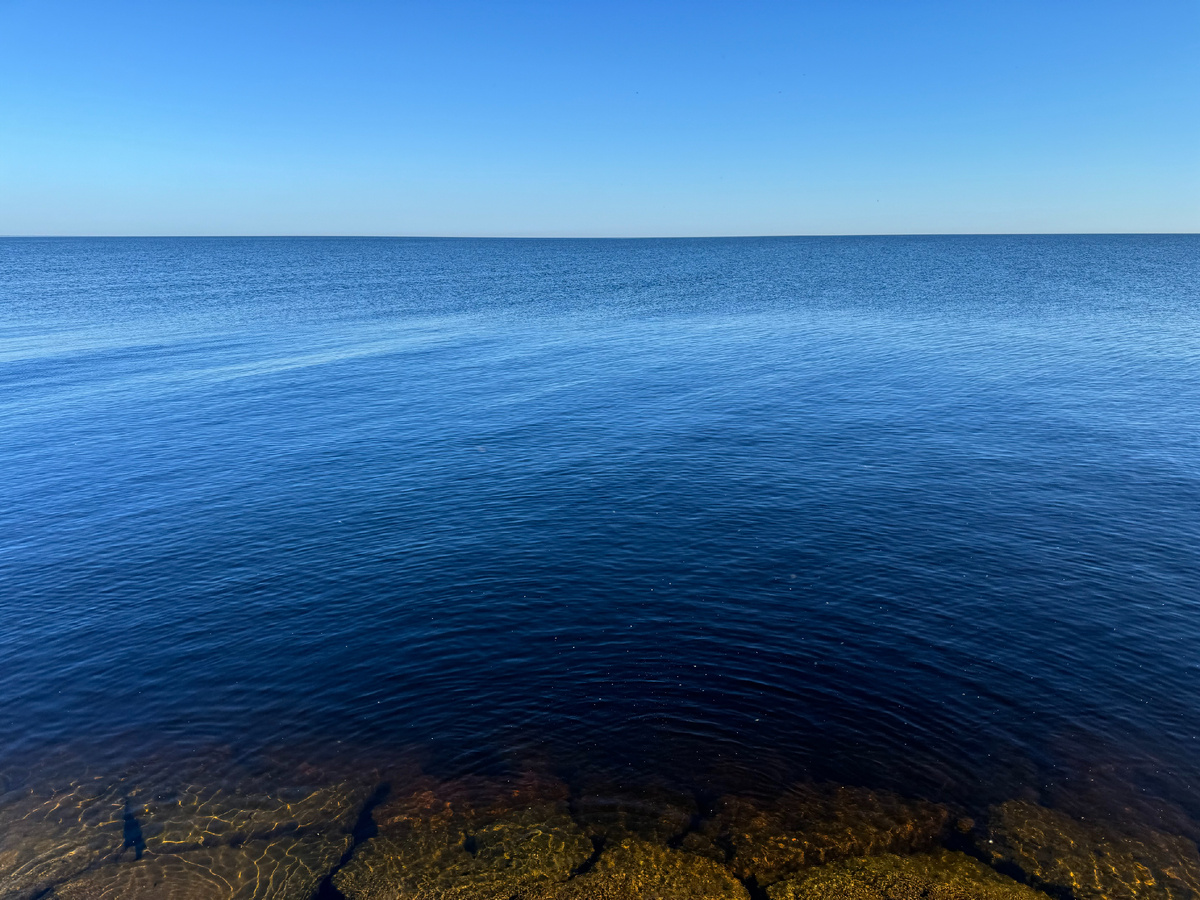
top-left (1, 749), bottom-right (1198, 900)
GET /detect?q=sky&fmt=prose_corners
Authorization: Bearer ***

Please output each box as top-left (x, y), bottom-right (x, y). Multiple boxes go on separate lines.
top-left (1, 0), bottom-right (1197, 236)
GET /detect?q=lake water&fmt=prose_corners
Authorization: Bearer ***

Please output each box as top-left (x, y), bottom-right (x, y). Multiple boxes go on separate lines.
top-left (2, 236), bottom-right (1198, 899)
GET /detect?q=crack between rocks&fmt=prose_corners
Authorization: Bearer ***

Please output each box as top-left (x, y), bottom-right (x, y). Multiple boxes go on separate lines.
top-left (569, 834), bottom-right (607, 878)
top-left (740, 873), bottom-right (770, 900)
top-left (312, 781), bottom-right (391, 900)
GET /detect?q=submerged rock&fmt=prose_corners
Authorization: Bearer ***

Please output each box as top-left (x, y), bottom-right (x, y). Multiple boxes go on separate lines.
top-left (49, 831), bottom-right (347, 900)
top-left (572, 783), bottom-right (697, 845)
top-left (0, 775), bottom-right (126, 900)
top-left (984, 800), bottom-right (1200, 900)
top-left (687, 783), bottom-right (949, 886)
top-left (764, 849), bottom-right (1051, 900)
top-left (333, 772), bottom-right (592, 900)
top-left (2, 749), bottom-right (376, 900)
top-left (127, 767), bottom-right (369, 854)
top-left (528, 837), bottom-right (749, 900)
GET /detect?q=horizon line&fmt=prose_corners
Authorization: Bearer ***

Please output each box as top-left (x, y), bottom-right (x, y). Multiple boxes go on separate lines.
top-left (1, 231), bottom-right (1196, 240)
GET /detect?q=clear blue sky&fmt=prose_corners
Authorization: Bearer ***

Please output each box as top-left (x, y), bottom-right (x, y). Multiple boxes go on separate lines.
top-left (1, 0), bottom-right (1197, 235)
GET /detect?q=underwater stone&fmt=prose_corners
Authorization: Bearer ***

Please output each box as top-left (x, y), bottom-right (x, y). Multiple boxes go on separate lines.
top-left (95, 747), bottom-right (379, 855)
top-left (572, 783), bottom-right (698, 845)
top-left (984, 799), bottom-right (1200, 900)
top-left (0, 776), bottom-right (127, 900)
top-left (691, 783), bottom-right (949, 885)
top-left (128, 772), bottom-right (369, 854)
top-left (529, 836), bottom-right (750, 900)
top-left (49, 831), bottom-right (350, 899)
top-left (333, 773), bottom-right (592, 900)
top-left (764, 849), bottom-right (1052, 900)
top-left (1, 749), bottom-right (376, 899)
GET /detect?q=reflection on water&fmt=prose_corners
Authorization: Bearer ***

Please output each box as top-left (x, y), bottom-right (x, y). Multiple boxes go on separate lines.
top-left (2, 236), bottom-right (1200, 897)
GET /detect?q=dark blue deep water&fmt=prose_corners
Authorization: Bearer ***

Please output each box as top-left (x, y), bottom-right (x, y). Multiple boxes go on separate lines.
top-left (2, 236), bottom-right (1198, 820)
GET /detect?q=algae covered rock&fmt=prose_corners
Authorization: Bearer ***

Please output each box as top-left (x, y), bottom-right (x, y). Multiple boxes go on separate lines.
top-left (531, 837), bottom-right (749, 900)
top-left (764, 849), bottom-right (1051, 900)
top-left (4, 749), bottom-right (377, 900)
top-left (572, 784), bottom-right (697, 845)
top-left (0, 775), bottom-right (127, 900)
top-left (50, 830), bottom-right (348, 900)
top-left (984, 799), bottom-right (1200, 900)
top-left (334, 772), bottom-right (592, 900)
top-left (128, 767), bottom-right (368, 854)
top-left (690, 783), bottom-right (949, 885)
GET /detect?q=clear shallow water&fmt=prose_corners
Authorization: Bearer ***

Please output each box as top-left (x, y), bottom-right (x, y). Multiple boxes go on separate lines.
top-left (2, 237), bottom-right (1199, 835)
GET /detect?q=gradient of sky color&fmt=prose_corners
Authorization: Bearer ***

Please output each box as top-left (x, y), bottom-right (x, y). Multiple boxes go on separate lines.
top-left (1, 0), bottom-right (1197, 236)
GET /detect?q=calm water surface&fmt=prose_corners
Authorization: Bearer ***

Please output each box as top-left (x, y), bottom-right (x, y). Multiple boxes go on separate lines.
top-left (2, 236), bottom-right (1198, 821)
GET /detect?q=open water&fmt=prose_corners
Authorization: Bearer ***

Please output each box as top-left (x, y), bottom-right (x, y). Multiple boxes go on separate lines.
top-left (1, 236), bottom-right (1198, 897)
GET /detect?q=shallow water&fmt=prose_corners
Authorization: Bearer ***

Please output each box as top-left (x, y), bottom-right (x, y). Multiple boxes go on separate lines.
top-left (1, 236), bottom-right (1198, 897)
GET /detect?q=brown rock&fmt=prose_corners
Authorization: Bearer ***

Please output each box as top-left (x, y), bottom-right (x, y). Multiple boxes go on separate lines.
top-left (50, 831), bottom-right (348, 900)
top-left (0, 775), bottom-right (126, 900)
top-left (764, 849), bottom-right (1052, 900)
top-left (527, 837), bottom-right (749, 900)
top-left (572, 783), bottom-right (697, 845)
top-left (984, 799), bottom-right (1200, 900)
top-left (693, 783), bottom-right (949, 886)
top-left (5, 748), bottom-right (376, 900)
top-left (334, 772), bottom-right (592, 900)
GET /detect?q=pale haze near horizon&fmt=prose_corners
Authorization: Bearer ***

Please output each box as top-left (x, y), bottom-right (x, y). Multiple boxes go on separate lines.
top-left (1, 0), bottom-right (1197, 237)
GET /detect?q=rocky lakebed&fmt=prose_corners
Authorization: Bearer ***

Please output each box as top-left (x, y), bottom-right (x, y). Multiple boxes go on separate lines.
top-left (1, 750), bottom-right (1197, 900)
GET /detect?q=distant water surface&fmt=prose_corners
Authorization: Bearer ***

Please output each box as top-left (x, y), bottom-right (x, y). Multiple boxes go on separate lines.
top-left (1, 236), bottom-right (1198, 819)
